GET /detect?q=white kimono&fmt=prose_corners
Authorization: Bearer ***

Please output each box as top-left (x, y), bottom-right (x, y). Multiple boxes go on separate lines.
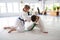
top-left (14, 11), bottom-right (30, 32)
top-left (27, 17), bottom-right (46, 32)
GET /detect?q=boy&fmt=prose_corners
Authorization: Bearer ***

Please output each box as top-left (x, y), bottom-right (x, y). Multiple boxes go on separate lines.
top-left (4, 5), bottom-right (31, 33)
top-left (27, 15), bottom-right (48, 33)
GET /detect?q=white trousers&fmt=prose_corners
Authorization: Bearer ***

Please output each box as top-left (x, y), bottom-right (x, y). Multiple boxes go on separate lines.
top-left (14, 19), bottom-right (25, 32)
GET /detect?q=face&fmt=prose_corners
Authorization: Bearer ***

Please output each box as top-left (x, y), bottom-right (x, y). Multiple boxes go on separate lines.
top-left (24, 8), bottom-right (30, 12)
top-left (36, 16), bottom-right (39, 22)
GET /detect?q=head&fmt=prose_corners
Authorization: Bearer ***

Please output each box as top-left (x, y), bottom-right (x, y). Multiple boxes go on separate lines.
top-left (23, 5), bottom-right (30, 12)
top-left (57, 7), bottom-right (60, 10)
top-left (31, 15), bottom-right (39, 22)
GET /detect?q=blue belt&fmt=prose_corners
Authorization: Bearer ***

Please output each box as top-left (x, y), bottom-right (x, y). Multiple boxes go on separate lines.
top-left (18, 17), bottom-right (24, 21)
top-left (18, 17), bottom-right (25, 24)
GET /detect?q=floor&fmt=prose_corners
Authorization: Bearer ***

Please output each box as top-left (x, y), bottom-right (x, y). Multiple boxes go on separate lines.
top-left (0, 15), bottom-right (60, 40)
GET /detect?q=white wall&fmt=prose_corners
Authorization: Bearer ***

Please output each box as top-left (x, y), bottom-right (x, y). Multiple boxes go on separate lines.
top-left (20, 0), bottom-right (39, 3)
top-left (0, 0), bottom-right (20, 2)
top-left (0, 0), bottom-right (60, 17)
top-left (0, 0), bottom-right (42, 17)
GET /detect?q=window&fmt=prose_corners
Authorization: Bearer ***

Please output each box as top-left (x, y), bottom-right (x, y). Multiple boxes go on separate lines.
top-left (0, 3), bottom-right (6, 13)
top-left (7, 3), bottom-right (13, 13)
top-left (20, 3), bottom-right (25, 12)
top-left (13, 2), bottom-right (19, 13)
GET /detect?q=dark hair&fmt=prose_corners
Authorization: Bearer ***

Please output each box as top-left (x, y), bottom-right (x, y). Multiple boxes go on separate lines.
top-left (24, 5), bottom-right (30, 9)
top-left (31, 15), bottom-right (36, 22)
top-left (57, 7), bottom-right (60, 10)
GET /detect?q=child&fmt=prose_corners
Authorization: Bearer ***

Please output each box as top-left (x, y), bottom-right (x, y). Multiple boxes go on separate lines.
top-left (56, 7), bottom-right (60, 16)
top-left (27, 15), bottom-right (48, 33)
top-left (4, 5), bottom-right (31, 33)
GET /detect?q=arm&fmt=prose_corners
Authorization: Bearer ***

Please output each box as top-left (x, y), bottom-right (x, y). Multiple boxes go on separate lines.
top-left (37, 19), bottom-right (48, 33)
top-left (22, 13), bottom-right (31, 22)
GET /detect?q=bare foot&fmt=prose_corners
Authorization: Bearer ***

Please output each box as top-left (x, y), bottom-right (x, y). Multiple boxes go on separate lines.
top-left (8, 28), bottom-right (16, 33)
top-left (43, 32), bottom-right (48, 33)
top-left (8, 30), bottom-right (12, 33)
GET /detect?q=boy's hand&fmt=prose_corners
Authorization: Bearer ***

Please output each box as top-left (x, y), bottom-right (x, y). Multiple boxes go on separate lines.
top-left (25, 20), bottom-right (31, 22)
top-left (25, 20), bottom-right (27, 22)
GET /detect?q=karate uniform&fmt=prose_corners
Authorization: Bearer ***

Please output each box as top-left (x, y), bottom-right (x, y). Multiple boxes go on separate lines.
top-left (14, 11), bottom-right (30, 32)
top-left (27, 17), bottom-right (46, 32)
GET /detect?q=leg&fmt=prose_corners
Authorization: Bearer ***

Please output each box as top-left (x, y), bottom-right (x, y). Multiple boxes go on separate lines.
top-left (8, 19), bottom-right (25, 33)
top-left (37, 23), bottom-right (48, 33)
top-left (4, 27), bottom-right (12, 29)
top-left (38, 26), bottom-right (48, 33)
top-left (8, 28), bottom-right (16, 33)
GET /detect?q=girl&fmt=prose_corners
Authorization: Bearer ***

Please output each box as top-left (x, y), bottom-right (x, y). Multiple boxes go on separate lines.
top-left (4, 5), bottom-right (31, 33)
